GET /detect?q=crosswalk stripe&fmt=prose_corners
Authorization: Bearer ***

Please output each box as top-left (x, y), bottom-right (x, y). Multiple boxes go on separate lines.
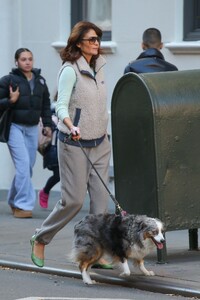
top-left (15, 298), bottom-right (133, 300)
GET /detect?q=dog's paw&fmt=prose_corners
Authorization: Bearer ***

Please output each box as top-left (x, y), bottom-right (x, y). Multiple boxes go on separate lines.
top-left (119, 271), bottom-right (131, 277)
top-left (84, 279), bottom-right (96, 285)
top-left (145, 270), bottom-right (155, 276)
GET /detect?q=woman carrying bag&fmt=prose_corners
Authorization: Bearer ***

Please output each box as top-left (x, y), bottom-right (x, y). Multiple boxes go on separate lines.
top-left (0, 48), bottom-right (52, 218)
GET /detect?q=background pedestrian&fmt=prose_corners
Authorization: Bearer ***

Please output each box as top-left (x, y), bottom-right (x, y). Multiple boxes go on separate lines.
top-left (38, 102), bottom-right (60, 209)
top-left (124, 28), bottom-right (178, 74)
top-left (0, 48), bottom-right (52, 218)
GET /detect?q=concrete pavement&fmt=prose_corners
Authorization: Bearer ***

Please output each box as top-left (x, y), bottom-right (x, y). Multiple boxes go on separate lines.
top-left (0, 187), bottom-right (200, 298)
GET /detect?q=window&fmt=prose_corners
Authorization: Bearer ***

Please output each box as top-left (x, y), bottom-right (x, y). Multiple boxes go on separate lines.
top-left (184, 0), bottom-right (200, 41)
top-left (71, 0), bottom-right (112, 41)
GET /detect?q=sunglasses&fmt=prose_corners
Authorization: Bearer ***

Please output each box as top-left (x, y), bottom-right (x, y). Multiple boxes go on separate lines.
top-left (81, 36), bottom-right (101, 44)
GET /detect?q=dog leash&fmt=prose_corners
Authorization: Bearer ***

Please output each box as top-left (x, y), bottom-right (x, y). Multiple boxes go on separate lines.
top-left (77, 138), bottom-right (125, 215)
top-left (70, 108), bottom-right (126, 216)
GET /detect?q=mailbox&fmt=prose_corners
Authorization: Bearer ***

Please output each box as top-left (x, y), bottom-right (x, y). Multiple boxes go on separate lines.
top-left (111, 70), bottom-right (200, 233)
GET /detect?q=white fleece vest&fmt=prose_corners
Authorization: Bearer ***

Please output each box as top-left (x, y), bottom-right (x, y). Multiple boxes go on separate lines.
top-left (57, 55), bottom-right (109, 140)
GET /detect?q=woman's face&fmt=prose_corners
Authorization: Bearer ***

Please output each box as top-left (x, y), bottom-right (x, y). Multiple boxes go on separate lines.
top-left (16, 51), bottom-right (33, 73)
top-left (77, 29), bottom-right (100, 63)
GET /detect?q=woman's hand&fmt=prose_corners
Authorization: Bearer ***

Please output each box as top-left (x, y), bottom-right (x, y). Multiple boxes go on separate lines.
top-left (9, 85), bottom-right (20, 103)
top-left (42, 126), bottom-right (52, 138)
top-left (70, 126), bottom-right (81, 141)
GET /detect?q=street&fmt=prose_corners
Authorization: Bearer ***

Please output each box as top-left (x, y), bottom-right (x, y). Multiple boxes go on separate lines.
top-left (1, 188), bottom-right (200, 300)
top-left (0, 267), bottom-right (193, 300)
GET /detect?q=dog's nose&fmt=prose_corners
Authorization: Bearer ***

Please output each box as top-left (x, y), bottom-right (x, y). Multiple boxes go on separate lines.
top-left (160, 238), bottom-right (165, 244)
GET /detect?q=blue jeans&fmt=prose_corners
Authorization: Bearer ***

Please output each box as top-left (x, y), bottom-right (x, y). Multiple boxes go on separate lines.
top-left (7, 123), bottom-right (38, 210)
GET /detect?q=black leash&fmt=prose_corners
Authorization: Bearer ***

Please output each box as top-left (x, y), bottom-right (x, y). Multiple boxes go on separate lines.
top-left (77, 138), bottom-right (124, 215)
top-left (71, 108), bottom-right (126, 216)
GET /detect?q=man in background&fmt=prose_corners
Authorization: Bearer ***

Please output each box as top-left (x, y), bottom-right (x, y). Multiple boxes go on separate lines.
top-left (124, 27), bottom-right (178, 74)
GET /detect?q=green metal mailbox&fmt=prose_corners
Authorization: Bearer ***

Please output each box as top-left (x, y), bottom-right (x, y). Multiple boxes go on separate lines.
top-left (111, 70), bottom-right (200, 233)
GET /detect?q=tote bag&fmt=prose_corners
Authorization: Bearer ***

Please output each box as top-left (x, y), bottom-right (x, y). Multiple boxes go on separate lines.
top-left (38, 118), bottom-right (52, 155)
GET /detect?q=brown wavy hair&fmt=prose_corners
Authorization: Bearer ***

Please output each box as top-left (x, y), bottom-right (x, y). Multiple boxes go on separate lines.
top-left (60, 21), bottom-right (103, 68)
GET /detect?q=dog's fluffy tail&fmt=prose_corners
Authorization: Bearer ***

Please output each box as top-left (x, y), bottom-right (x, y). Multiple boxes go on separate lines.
top-left (69, 246), bottom-right (79, 263)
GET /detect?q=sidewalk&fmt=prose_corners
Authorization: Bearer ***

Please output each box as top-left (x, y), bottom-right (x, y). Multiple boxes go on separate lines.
top-left (0, 187), bottom-right (200, 298)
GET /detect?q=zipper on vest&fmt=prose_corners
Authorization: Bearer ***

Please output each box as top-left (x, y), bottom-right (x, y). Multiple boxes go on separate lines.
top-left (81, 70), bottom-right (99, 89)
top-left (81, 70), bottom-right (94, 79)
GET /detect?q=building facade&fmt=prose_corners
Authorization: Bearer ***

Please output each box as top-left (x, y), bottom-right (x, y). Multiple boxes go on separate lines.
top-left (0, 0), bottom-right (199, 190)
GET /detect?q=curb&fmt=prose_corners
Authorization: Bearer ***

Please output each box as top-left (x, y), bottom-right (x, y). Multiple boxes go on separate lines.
top-left (1, 260), bottom-right (200, 298)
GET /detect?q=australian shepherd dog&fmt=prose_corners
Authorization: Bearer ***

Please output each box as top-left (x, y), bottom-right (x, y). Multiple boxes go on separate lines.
top-left (72, 213), bottom-right (165, 284)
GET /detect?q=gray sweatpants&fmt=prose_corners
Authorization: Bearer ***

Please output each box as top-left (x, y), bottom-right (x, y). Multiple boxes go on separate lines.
top-left (35, 136), bottom-right (111, 244)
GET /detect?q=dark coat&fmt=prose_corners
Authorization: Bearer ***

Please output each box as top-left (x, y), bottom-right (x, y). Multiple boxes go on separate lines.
top-left (0, 68), bottom-right (52, 127)
top-left (124, 48), bottom-right (178, 74)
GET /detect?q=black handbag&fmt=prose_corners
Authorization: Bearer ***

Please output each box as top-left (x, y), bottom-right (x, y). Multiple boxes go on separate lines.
top-left (43, 128), bottom-right (58, 170)
top-left (43, 144), bottom-right (58, 170)
top-left (0, 108), bottom-right (13, 143)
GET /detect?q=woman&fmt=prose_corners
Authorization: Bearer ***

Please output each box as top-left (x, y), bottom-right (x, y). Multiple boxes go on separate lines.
top-left (30, 21), bottom-right (112, 268)
top-left (0, 48), bottom-right (52, 218)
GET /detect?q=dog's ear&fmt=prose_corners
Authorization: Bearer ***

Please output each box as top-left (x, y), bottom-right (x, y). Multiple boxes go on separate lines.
top-left (135, 220), bottom-right (148, 248)
top-left (138, 220), bottom-right (148, 231)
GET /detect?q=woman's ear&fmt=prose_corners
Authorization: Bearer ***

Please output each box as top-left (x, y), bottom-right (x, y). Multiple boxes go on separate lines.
top-left (76, 43), bottom-right (81, 49)
top-left (15, 61), bottom-right (18, 67)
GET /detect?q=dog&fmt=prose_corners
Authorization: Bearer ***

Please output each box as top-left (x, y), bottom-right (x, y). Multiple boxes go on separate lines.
top-left (71, 213), bottom-right (165, 284)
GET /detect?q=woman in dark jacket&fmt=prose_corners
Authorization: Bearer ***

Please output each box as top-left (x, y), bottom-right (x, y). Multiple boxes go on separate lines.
top-left (0, 48), bottom-right (52, 218)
